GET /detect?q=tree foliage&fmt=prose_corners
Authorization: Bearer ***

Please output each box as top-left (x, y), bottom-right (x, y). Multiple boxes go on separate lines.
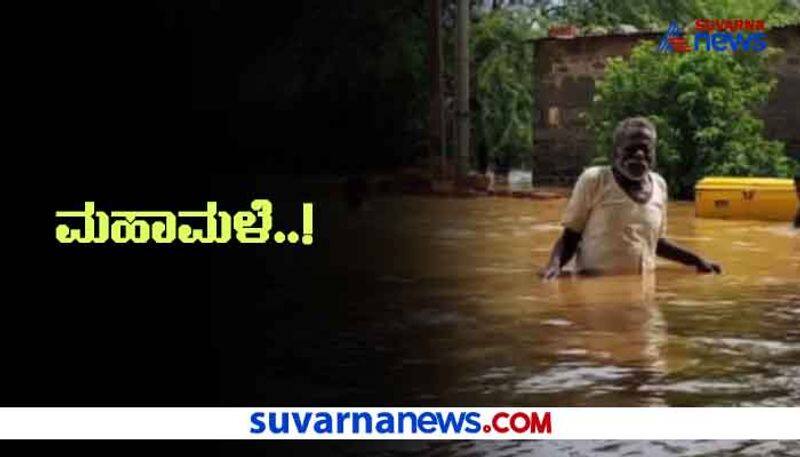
top-left (471, 9), bottom-right (541, 170)
top-left (256, 0), bottom-right (430, 169)
top-left (588, 42), bottom-right (795, 198)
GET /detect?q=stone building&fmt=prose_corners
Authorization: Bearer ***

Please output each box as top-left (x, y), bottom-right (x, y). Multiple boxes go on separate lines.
top-left (531, 24), bottom-right (800, 186)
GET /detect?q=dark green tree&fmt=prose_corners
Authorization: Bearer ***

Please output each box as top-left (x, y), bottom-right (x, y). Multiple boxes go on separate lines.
top-left (471, 9), bottom-right (540, 172)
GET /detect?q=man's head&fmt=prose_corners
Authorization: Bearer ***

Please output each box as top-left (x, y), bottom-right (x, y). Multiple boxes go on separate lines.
top-left (612, 117), bottom-right (657, 181)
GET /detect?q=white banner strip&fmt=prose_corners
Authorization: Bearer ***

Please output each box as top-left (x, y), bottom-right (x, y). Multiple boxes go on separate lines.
top-left (0, 408), bottom-right (798, 440)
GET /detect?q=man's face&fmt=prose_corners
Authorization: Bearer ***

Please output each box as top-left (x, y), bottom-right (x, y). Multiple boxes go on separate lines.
top-left (614, 128), bottom-right (656, 181)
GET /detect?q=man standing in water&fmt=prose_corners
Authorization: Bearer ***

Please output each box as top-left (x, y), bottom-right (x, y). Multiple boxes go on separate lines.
top-left (541, 117), bottom-right (721, 279)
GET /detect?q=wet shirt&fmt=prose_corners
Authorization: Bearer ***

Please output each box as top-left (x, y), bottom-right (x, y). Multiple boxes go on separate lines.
top-left (561, 166), bottom-right (668, 274)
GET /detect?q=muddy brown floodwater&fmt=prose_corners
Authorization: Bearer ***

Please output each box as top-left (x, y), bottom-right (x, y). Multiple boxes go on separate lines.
top-left (250, 195), bottom-right (799, 456)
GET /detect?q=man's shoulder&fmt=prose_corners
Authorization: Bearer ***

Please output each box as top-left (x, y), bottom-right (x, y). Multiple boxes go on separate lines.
top-left (651, 172), bottom-right (668, 192)
top-left (571, 166), bottom-right (610, 199)
top-left (578, 166), bottom-right (611, 182)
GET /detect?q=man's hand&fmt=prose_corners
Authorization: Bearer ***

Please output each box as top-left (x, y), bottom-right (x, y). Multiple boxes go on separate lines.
top-left (695, 258), bottom-right (722, 274)
top-left (539, 263), bottom-right (562, 281)
top-left (657, 238), bottom-right (721, 274)
top-left (540, 228), bottom-right (581, 282)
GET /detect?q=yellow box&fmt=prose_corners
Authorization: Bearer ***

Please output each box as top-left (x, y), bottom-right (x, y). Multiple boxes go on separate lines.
top-left (695, 177), bottom-right (798, 222)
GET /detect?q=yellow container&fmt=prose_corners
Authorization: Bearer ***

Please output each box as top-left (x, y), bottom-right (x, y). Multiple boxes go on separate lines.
top-left (695, 177), bottom-right (798, 222)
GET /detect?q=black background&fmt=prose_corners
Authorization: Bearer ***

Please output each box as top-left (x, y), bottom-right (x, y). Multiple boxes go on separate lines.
top-left (11, 0), bottom-right (417, 406)
top-left (7, 2), bottom-right (425, 454)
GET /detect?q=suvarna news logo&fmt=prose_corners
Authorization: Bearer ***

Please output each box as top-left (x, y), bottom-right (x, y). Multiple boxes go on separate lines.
top-left (658, 19), bottom-right (767, 53)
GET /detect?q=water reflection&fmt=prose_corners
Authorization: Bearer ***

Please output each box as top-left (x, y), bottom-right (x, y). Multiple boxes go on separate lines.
top-left (550, 273), bottom-right (667, 385)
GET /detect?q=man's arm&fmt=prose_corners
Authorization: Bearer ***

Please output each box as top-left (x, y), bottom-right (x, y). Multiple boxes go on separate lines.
top-left (656, 238), bottom-right (721, 273)
top-left (541, 167), bottom-right (596, 280)
top-left (540, 228), bottom-right (582, 280)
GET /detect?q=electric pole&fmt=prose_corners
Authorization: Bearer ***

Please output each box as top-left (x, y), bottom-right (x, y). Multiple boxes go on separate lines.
top-left (455, 0), bottom-right (470, 183)
top-left (428, 0), bottom-right (444, 177)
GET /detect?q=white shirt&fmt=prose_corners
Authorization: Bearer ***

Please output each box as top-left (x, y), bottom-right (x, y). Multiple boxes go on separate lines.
top-left (561, 166), bottom-right (668, 274)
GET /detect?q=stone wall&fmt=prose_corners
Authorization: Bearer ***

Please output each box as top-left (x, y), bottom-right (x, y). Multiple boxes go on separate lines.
top-left (531, 25), bottom-right (800, 186)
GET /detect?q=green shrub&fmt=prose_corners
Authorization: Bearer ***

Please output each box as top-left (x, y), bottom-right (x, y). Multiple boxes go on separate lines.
top-left (471, 10), bottom-right (538, 171)
top-left (588, 41), bottom-right (796, 199)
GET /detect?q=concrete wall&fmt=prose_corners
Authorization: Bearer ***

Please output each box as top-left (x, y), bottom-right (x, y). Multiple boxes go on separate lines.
top-left (531, 25), bottom-right (800, 186)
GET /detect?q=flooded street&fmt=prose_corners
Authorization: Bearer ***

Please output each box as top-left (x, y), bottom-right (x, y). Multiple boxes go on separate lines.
top-left (326, 196), bottom-right (799, 406)
top-left (240, 195), bottom-right (799, 456)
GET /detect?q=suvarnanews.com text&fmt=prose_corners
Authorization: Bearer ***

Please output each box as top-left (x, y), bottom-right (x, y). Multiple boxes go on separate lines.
top-left (250, 410), bottom-right (552, 436)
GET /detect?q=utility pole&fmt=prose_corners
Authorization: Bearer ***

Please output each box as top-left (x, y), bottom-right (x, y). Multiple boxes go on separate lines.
top-left (455, 0), bottom-right (470, 183)
top-left (428, 0), bottom-right (445, 178)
